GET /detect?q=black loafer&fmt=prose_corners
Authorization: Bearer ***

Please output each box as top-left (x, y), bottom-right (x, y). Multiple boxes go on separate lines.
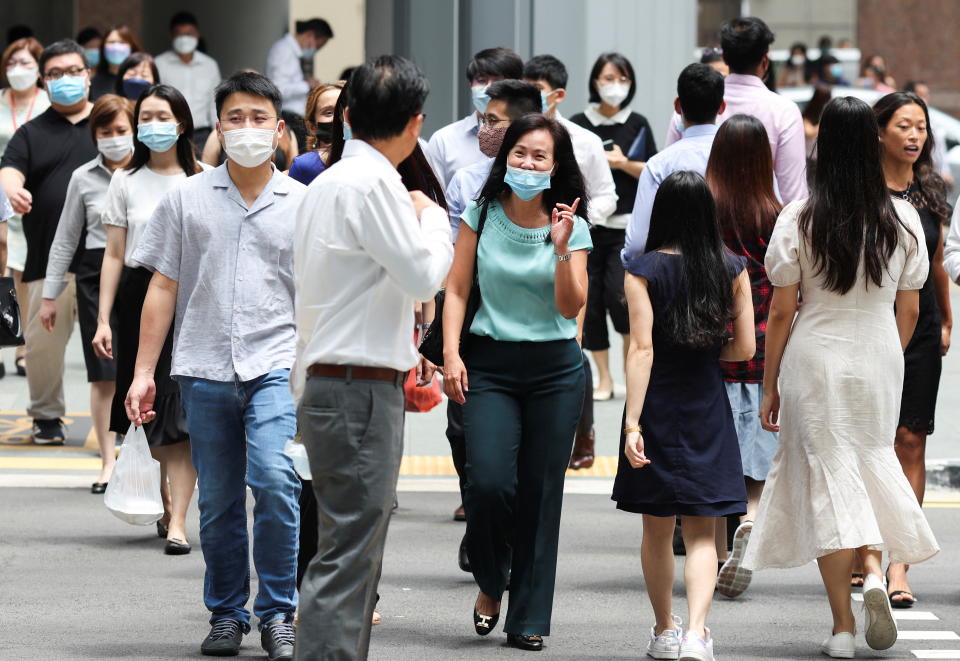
top-left (165, 538), bottom-right (191, 555)
top-left (507, 633), bottom-right (543, 651)
top-left (91, 482), bottom-right (107, 494)
top-left (473, 609), bottom-right (499, 636)
top-left (201, 619), bottom-right (243, 656)
top-left (458, 536), bottom-right (471, 573)
top-left (157, 521), bottom-right (169, 539)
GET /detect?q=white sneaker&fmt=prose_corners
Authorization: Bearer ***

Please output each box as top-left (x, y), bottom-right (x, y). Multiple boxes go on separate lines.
top-left (678, 628), bottom-right (714, 661)
top-left (647, 615), bottom-right (682, 660)
top-left (717, 520), bottom-right (753, 598)
top-left (863, 573), bottom-right (897, 650)
top-left (820, 631), bottom-right (855, 658)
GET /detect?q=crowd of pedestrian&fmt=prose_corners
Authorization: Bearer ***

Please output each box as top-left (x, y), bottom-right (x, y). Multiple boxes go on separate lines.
top-left (0, 11), bottom-right (953, 661)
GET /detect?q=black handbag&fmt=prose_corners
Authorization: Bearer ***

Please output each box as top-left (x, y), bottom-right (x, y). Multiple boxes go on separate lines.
top-left (0, 277), bottom-right (25, 347)
top-left (419, 203), bottom-right (488, 366)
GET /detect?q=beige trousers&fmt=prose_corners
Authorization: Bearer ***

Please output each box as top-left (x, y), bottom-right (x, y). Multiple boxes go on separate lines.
top-left (25, 276), bottom-right (77, 420)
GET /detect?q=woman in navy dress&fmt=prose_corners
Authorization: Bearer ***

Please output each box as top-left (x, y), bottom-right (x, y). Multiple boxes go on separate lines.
top-left (615, 171), bottom-right (754, 661)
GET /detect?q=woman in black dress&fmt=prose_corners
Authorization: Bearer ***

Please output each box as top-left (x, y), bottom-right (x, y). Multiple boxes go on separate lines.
top-left (874, 91), bottom-right (952, 608)
top-left (616, 171), bottom-right (754, 660)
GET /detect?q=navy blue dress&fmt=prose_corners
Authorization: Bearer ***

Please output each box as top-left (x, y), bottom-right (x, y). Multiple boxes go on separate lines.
top-left (612, 251), bottom-right (748, 517)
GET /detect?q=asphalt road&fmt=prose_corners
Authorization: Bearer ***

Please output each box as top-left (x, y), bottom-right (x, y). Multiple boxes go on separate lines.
top-left (1, 488), bottom-right (958, 660)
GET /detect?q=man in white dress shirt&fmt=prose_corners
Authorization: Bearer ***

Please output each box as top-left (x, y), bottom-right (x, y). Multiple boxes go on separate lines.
top-left (154, 12), bottom-right (222, 150)
top-left (523, 54), bottom-right (618, 224)
top-left (266, 18), bottom-right (333, 152)
top-left (292, 55), bottom-right (453, 661)
top-left (425, 47), bottom-right (524, 189)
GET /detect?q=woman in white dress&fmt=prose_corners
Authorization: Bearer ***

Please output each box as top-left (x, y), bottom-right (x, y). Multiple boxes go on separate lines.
top-left (743, 96), bottom-right (939, 659)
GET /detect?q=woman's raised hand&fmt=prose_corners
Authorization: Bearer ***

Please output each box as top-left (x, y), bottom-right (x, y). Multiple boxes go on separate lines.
top-left (550, 197), bottom-right (580, 252)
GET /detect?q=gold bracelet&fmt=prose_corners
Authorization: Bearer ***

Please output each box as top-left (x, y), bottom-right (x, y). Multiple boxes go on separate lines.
top-left (623, 425), bottom-right (642, 434)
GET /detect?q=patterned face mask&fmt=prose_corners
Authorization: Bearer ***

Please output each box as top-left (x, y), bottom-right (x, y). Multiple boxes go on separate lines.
top-left (477, 122), bottom-right (508, 158)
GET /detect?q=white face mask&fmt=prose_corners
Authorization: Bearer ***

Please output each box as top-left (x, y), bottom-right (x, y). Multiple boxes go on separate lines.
top-left (222, 127), bottom-right (277, 168)
top-left (97, 134), bottom-right (134, 162)
top-left (598, 82), bottom-right (629, 108)
top-left (790, 54), bottom-right (805, 67)
top-left (172, 35), bottom-right (198, 55)
top-left (7, 66), bottom-right (38, 92)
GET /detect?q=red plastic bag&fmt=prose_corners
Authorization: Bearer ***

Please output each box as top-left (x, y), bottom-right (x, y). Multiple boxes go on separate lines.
top-left (404, 369), bottom-right (443, 413)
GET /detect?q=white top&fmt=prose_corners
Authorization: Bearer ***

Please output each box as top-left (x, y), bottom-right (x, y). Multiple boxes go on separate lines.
top-left (557, 113), bottom-right (618, 226)
top-left (425, 113), bottom-right (484, 189)
top-left (0, 87), bottom-right (50, 154)
top-left (101, 164), bottom-right (209, 267)
top-left (155, 50), bottom-right (222, 130)
top-left (583, 104), bottom-right (631, 126)
top-left (293, 139), bottom-right (453, 399)
top-left (944, 201), bottom-right (960, 284)
top-left (265, 33), bottom-right (309, 117)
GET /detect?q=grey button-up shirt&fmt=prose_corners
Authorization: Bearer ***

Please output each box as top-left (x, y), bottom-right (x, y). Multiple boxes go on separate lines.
top-left (132, 163), bottom-right (306, 382)
top-left (42, 155), bottom-right (112, 300)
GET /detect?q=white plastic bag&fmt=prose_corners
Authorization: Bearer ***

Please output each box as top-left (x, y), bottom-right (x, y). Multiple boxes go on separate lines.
top-left (104, 425), bottom-right (164, 525)
top-left (284, 438), bottom-right (312, 480)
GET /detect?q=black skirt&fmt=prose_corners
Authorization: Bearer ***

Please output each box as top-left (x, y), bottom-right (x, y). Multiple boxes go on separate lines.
top-left (110, 266), bottom-right (189, 446)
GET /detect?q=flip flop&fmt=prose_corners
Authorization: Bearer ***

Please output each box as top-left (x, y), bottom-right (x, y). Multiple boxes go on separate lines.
top-left (850, 573), bottom-right (864, 587)
top-left (889, 590), bottom-right (916, 609)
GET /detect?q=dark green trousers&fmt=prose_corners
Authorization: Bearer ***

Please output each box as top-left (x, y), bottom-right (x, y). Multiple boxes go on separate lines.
top-left (462, 336), bottom-right (585, 636)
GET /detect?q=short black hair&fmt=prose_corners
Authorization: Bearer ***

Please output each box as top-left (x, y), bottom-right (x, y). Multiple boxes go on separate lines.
top-left (464, 47), bottom-right (523, 83)
top-left (677, 63), bottom-right (724, 124)
top-left (6, 25), bottom-right (33, 45)
top-left (170, 11), bottom-right (198, 31)
top-left (338, 66), bottom-right (356, 82)
top-left (39, 39), bottom-right (87, 74)
top-left (215, 71), bottom-right (283, 117)
top-left (903, 80), bottom-right (927, 94)
top-left (295, 18), bottom-right (333, 39)
top-left (485, 79), bottom-right (542, 119)
top-left (349, 55), bottom-right (428, 141)
top-left (523, 54), bottom-right (568, 90)
top-left (588, 52), bottom-right (636, 107)
top-left (720, 16), bottom-right (774, 74)
top-left (76, 26), bottom-right (102, 46)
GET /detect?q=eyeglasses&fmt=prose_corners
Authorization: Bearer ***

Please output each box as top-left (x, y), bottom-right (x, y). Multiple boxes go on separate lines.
top-left (702, 47), bottom-right (723, 57)
top-left (6, 59), bottom-right (37, 70)
top-left (221, 114), bottom-right (278, 128)
top-left (479, 116), bottom-right (510, 127)
top-left (44, 66), bottom-right (88, 80)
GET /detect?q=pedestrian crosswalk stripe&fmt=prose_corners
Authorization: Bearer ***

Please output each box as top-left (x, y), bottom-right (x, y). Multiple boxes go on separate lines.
top-left (912, 652), bottom-right (960, 659)
top-left (895, 611), bottom-right (940, 620)
top-left (900, 631), bottom-right (960, 640)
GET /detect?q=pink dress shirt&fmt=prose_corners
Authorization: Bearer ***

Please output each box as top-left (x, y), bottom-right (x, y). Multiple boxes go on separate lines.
top-left (665, 73), bottom-right (808, 203)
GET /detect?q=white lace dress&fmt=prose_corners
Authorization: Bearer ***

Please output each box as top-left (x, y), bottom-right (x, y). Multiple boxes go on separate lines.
top-left (743, 198), bottom-right (940, 570)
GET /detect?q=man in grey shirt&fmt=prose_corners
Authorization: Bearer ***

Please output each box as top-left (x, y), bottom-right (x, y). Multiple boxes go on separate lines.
top-left (125, 72), bottom-right (304, 661)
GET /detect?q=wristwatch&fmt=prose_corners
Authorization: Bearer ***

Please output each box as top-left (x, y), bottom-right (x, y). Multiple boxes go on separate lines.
top-left (556, 252), bottom-right (572, 262)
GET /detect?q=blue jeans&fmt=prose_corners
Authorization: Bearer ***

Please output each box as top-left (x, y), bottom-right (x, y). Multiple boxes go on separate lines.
top-left (178, 369), bottom-right (301, 631)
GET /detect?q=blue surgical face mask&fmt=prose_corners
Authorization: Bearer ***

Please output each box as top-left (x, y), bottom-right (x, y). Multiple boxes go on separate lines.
top-left (829, 63), bottom-right (844, 79)
top-left (301, 47), bottom-right (317, 59)
top-left (104, 43), bottom-right (132, 67)
top-left (342, 121), bottom-right (352, 141)
top-left (121, 78), bottom-right (151, 100)
top-left (47, 75), bottom-right (88, 106)
top-left (471, 84), bottom-right (489, 115)
top-left (504, 164), bottom-right (551, 201)
top-left (137, 121), bottom-right (180, 152)
top-left (84, 48), bottom-right (101, 69)
top-left (540, 89), bottom-right (556, 113)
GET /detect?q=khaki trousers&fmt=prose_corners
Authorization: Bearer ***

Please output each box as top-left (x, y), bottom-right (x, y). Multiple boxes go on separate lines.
top-left (25, 276), bottom-right (77, 420)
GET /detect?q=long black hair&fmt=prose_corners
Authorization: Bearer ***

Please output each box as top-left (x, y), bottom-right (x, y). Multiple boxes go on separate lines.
top-left (127, 84), bottom-right (200, 176)
top-left (799, 96), bottom-right (908, 294)
top-left (874, 91), bottom-right (950, 224)
top-left (476, 113), bottom-right (589, 222)
top-left (645, 170), bottom-right (732, 349)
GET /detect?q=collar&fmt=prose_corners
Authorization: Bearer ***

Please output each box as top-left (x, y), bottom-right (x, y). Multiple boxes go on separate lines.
top-left (211, 162), bottom-right (291, 213)
top-left (91, 154), bottom-right (113, 175)
top-left (584, 104), bottom-right (631, 126)
top-left (459, 113), bottom-right (480, 136)
top-left (724, 73), bottom-right (766, 90)
top-left (284, 32), bottom-right (303, 57)
top-left (681, 124), bottom-right (718, 139)
top-left (342, 139), bottom-right (402, 181)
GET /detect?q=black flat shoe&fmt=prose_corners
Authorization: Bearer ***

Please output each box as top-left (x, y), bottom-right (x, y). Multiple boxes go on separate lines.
top-left (91, 482), bottom-right (107, 494)
top-left (157, 521), bottom-right (169, 539)
top-left (15, 356), bottom-right (25, 377)
top-left (165, 538), bottom-right (191, 555)
top-left (458, 535), bottom-right (471, 573)
top-left (507, 633), bottom-right (543, 651)
top-left (473, 609), bottom-right (499, 636)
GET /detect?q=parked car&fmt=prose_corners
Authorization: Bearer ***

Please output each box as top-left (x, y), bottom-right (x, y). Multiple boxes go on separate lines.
top-left (780, 85), bottom-right (960, 204)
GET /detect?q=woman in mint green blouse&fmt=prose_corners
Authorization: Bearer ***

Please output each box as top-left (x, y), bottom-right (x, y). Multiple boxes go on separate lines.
top-left (440, 113), bottom-right (591, 651)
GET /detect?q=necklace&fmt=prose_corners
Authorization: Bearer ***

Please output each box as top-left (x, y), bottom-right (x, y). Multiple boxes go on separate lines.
top-left (9, 88), bottom-right (39, 131)
top-left (889, 181), bottom-right (914, 201)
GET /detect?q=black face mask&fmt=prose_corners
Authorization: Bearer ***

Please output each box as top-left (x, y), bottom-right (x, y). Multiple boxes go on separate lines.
top-left (313, 121), bottom-right (333, 145)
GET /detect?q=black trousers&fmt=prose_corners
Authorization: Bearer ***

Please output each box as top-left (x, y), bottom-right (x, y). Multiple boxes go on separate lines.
top-left (583, 226), bottom-right (629, 351)
top-left (463, 336), bottom-right (584, 636)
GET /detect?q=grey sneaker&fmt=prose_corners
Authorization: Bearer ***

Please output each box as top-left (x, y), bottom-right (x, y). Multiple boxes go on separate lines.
top-left (32, 418), bottom-right (66, 445)
top-left (647, 615), bottom-right (683, 660)
top-left (201, 619), bottom-right (243, 656)
top-left (261, 618), bottom-right (295, 661)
